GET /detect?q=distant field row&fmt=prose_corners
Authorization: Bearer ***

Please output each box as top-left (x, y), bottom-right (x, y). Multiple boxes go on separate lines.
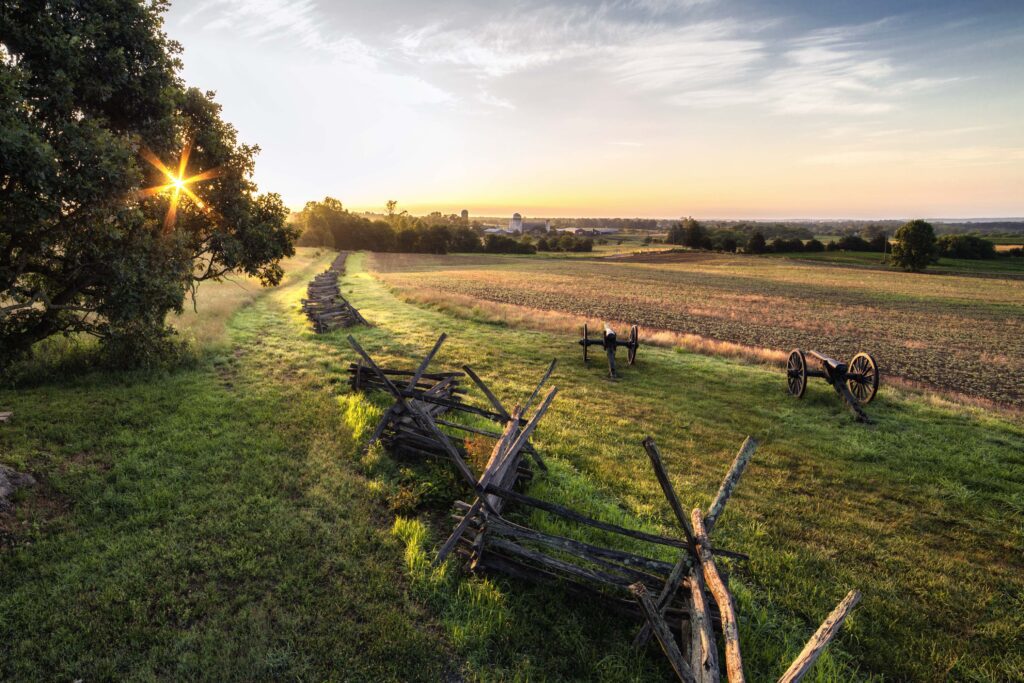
top-left (369, 251), bottom-right (1024, 407)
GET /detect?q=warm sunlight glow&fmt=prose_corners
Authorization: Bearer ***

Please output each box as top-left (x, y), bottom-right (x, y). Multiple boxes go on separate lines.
top-left (139, 140), bottom-right (219, 231)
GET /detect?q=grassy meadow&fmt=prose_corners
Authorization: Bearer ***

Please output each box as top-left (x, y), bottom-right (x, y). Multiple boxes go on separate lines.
top-left (2, 248), bottom-right (1022, 681)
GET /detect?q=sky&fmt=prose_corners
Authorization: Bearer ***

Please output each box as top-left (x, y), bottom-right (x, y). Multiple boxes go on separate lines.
top-left (163, 0), bottom-right (1024, 219)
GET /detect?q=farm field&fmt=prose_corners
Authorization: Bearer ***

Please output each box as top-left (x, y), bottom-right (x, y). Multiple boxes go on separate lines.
top-left (368, 251), bottom-right (1024, 408)
top-left (2, 250), bottom-right (1023, 681)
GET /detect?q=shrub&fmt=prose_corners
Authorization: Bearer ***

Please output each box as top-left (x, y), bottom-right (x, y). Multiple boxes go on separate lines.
top-left (936, 234), bottom-right (997, 259)
top-left (770, 238), bottom-right (804, 253)
top-left (483, 235), bottom-right (536, 254)
top-left (804, 238), bottom-right (825, 252)
top-left (746, 232), bottom-right (767, 254)
top-left (834, 235), bottom-right (873, 251)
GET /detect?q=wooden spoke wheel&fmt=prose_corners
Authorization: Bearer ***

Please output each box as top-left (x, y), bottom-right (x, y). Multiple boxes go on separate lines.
top-left (582, 323), bottom-right (589, 364)
top-left (787, 349), bottom-right (807, 398)
top-left (627, 325), bottom-right (639, 365)
top-left (847, 352), bottom-right (879, 404)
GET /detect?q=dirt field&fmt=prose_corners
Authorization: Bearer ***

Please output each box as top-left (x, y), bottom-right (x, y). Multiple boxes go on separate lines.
top-left (369, 251), bottom-right (1024, 408)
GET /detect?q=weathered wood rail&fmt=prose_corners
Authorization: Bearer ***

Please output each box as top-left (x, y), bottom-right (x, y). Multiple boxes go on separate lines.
top-left (301, 252), bottom-right (369, 333)
top-left (787, 348), bottom-right (879, 422)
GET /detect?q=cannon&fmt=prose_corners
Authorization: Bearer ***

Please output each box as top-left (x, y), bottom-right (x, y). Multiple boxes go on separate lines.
top-left (579, 323), bottom-right (639, 378)
top-left (787, 348), bottom-right (879, 422)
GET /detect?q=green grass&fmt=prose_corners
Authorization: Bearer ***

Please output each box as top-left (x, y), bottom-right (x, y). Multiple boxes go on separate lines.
top-left (0, 253), bottom-right (455, 681)
top-left (345, 253), bottom-right (1022, 680)
top-left (2, 249), bottom-right (1022, 680)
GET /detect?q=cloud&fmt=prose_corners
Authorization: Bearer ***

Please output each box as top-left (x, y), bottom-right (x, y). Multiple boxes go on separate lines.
top-left (603, 22), bottom-right (764, 92)
top-left (190, 0), bottom-right (453, 106)
top-left (393, 6), bottom-right (951, 117)
top-left (396, 7), bottom-right (764, 93)
top-left (621, 0), bottom-right (716, 14)
top-left (200, 0), bottom-right (373, 64)
top-left (396, 6), bottom-right (598, 78)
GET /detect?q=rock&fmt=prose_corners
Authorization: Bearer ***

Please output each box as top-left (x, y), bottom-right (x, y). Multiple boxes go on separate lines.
top-left (0, 411), bottom-right (12, 423)
top-left (0, 465), bottom-right (36, 512)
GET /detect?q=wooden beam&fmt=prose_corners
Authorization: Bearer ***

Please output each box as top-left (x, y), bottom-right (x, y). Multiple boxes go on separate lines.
top-left (642, 437), bottom-right (698, 552)
top-left (488, 515), bottom-right (677, 575)
top-left (406, 333), bottom-right (447, 392)
top-left (634, 551), bottom-right (690, 647)
top-left (777, 590), bottom-right (862, 683)
top-left (462, 364), bottom-right (511, 420)
top-left (631, 583), bottom-right (697, 683)
top-left (347, 335), bottom-right (403, 399)
top-left (704, 437), bottom-right (758, 536)
top-left (523, 358), bottom-right (557, 414)
top-left (688, 564), bottom-right (720, 683)
top-left (483, 486), bottom-right (686, 550)
top-left (692, 510), bottom-right (744, 683)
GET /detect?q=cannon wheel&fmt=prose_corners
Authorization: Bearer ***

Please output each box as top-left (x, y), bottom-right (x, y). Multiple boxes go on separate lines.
top-left (627, 325), bottom-right (639, 365)
top-left (582, 323), bottom-right (589, 364)
top-left (847, 352), bottom-right (879, 404)
top-left (787, 349), bottom-right (807, 398)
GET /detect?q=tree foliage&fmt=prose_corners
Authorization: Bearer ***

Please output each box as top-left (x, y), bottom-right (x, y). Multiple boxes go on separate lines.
top-left (891, 219), bottom-right (937, 271)
top-left (0, 0), bottom-right (295, 368)
top-left (745, 232), bottom-right (767, 254)
top-left (936, 234), bottom-right (996, 260)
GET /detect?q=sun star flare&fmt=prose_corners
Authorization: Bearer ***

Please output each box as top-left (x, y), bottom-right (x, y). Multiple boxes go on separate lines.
top-left (140, 141), bottom-right (218, 231)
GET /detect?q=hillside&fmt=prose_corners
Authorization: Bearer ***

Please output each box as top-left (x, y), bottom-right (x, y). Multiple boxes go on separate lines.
top-left (1, 250), bottom-right (1022, 680)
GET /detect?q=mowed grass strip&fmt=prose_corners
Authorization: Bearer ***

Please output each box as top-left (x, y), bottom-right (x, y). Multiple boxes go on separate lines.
top-left (368, 251), bottom-right (1024, 408)
top-left (0, 252), bottom-right (454, 681)
top-left (343, 252), bottom-right (1022, 681)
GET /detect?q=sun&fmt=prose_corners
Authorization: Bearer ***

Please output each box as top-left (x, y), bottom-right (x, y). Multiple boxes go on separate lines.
top-left (139, 140), bottom-right (219, 231)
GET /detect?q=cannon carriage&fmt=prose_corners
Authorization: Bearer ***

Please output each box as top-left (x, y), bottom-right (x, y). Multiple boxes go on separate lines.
top-left (579, 323), bottom-right (639, 378)
top-left (787, 348), bottom-right (879, 422)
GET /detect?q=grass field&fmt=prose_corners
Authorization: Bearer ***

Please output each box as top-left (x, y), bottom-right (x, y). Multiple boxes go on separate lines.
top-left (2, 249), bottom-right (1022, 680)
top-left (369, 251), bottom-right (1024, 409)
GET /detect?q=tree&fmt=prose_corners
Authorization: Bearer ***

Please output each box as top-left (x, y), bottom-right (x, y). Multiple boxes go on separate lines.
top-left (746, 232), bottom-right (767, 254)
top-left (936, 234), bottom-right (996, 259)
top-left (834, 235), bottom-right (872, 251)
top-left (666, 222), bottom-right (685, 245)
top-left (681, 217), bottom-right (708, 249)
top-left (770, 238), bottom-right (804, 253)
top-left (0, 0), bottom-right (296, 368)
top-left (862, 224), bottom-right (889, 253)
top-left (891, 219), bottom-right (937, 271)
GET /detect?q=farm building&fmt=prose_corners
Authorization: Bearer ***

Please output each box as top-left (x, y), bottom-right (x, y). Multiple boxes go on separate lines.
top-left (508, 213), bottom-right (550, 234)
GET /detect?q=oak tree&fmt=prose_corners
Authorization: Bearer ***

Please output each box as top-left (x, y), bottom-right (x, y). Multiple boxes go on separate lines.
top-left (0, 0), bottom-right (297, 368)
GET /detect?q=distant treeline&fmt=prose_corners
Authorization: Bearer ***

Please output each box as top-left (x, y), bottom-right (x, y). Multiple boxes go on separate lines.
top-left (664, 217), bottom-right (1019, 260)
top-left (665, 217), bottom-right (818, 252)
top-left (550, 217), bottom-right (661, 231)
top-left (754, 219), bottom-right (1024, 237)
top-left (294, 198), bottom-right (592, 255)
